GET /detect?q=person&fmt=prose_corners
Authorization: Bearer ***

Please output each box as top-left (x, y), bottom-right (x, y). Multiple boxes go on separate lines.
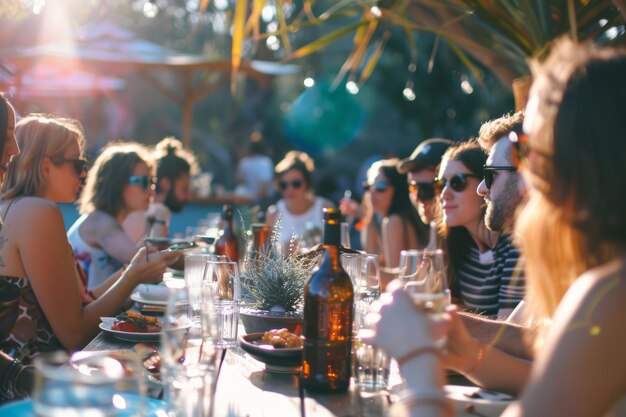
top-left (234, 134), bottom-right (274, 206)
top-left (266, 151), bottom-right (333, 252)
top-left (68, 142), bottom-right (169, 289)
top-left (355, 158), bottom-right (424, 287)
top-left (397, 138), bottom-right (453, 249)
top-left (0, 114), bottom-right (179, 366)
top-left (437, 141), bottom-right (524, 318)
top-left (365, 39), bottom-right (626, 417)
top-left (0, 93), bottom-right (33, 404)
top-left (123, 136), bottom-right (199, 243)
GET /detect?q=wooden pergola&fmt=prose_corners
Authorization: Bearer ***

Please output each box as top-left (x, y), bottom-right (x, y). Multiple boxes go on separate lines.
top-left (0, 21), bottom-right (298, 148)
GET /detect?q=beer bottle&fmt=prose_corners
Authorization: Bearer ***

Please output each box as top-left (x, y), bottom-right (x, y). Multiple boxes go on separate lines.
top-left (213, 205), bottom-right (240, 262)
top-left (302, 208), bottom-right (354, 393)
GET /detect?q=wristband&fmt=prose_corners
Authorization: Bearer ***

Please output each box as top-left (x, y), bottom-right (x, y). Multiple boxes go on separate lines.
top-left (395, 345), bottom-right (442, 367)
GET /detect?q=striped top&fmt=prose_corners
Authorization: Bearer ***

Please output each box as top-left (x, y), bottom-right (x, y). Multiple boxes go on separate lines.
top-left (455, 234), bottom-right (525, 318)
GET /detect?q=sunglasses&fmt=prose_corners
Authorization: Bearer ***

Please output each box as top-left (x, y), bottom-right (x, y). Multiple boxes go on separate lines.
top-left (433, 173), bottom-right (479, 195)
top-left (408, 181), bottom-right (436, 202)
top-left (128, 175), bottom-right (155, 190)
top-left (278, 179), bottom-right (303, 191)
top-left (483, 165), bottom-right (517, 189)
top-left (51, 157), bottom-right (88, 176)
top-left (508, 124), bottom-right (528, 168)
top-left (363, 180), bottom-right (391, 193)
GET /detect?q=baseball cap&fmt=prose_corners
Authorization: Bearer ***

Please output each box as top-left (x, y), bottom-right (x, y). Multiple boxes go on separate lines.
top-left (397, 138), bottom-right (453, 174)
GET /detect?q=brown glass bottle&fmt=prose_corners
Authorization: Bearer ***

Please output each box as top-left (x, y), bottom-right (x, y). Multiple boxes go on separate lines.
top-left (302, 208), bottom-right (354, 393)
top-left (213, 205), bottom-right (240, 262)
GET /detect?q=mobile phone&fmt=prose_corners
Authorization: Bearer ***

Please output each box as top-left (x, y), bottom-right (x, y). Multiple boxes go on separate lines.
top-left (165, 241), bottom-right (197, 251)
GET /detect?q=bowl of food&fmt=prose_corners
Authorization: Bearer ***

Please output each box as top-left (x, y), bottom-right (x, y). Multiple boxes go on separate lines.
top-left (239, 329), bottom-right (303, 373)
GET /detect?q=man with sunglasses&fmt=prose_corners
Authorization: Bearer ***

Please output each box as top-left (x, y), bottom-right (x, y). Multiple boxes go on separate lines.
top-left (397, 138), bottom-right (452, 248)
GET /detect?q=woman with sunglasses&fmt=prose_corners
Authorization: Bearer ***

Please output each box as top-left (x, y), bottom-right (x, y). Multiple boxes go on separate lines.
top-left (266, 151), bottom-right (333, 252)
top-left (436, 141), bottom-right (524, 318)
top-left (358, 158), bottom-right (424, 287)
top-left (0, 115), bottom-right (179, 366)
top-left (68, 142), bottom-right (170, 289)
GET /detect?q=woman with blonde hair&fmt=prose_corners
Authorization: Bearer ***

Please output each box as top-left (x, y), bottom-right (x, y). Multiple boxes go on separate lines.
top-left (364, 40), bottom-right (626, 417)
top-left (68, 141), bottom-right (169, 288)
top-left (0, 114), bottom-right (179, 364)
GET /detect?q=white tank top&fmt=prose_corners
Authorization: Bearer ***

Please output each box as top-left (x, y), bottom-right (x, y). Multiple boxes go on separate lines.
top-left (274, 197), bottom-right (329, 244)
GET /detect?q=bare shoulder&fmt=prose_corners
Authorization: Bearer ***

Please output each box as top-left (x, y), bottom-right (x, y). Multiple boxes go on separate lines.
top-left (84, 210), bottom-right (122, 231)
top-left (1, 197), bottom-right (61, 220)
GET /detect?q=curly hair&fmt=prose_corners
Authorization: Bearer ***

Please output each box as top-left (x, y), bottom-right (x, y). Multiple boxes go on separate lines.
top-left (476, 110), bottom-right (525, 158)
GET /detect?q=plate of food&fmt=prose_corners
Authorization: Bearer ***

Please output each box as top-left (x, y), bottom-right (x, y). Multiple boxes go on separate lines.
top-left (239, 329), bottom-right (303, 373)
top-left (100, 312), bottom-right (162, 342)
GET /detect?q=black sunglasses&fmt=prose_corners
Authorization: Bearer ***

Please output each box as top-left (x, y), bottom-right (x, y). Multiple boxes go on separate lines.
top-left (128, 175), bottom-right (155, 190)
top-left (433, 173), bottom-right (479, 195)
top-left (278, 179), bottom-right (303, 191)
top-left (51, 157), bottom-right (88, 176)
top-left (363, 180), bottom-right (391, 193)
top-left (408, 181), bottom-right (435, 202)
top-left (483, 165), bottom-right (516, 189)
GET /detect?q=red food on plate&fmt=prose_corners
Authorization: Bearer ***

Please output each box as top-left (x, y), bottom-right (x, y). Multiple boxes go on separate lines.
top-left (112, 311), bottom-right (161, 333)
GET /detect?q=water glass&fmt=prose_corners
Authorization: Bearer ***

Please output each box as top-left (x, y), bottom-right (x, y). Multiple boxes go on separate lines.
top-left (353, 337), bottom-right (390, 392)
top-left (340, 252), bottom-right (363, 291)
top-left (33, 350), bottom-right (145, 417)
top-left (398, 249), bottom-right (422, 285)
top-left (354, 254), bottom-right (380, 330)
top-left (203, 260), bottom-right (241, 348)
top-left (161, 288), bottom-right (216, 417)
top-left (184, 253), bottom-right (224, 319)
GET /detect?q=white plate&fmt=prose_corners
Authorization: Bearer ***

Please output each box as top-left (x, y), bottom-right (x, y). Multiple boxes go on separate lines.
top-left (131, 292), bottom-right (168, 306)
top-left (137, 284), bottom-right (169, 302)
top-left (446, 385), bottom-right (514, 417)
top-left (99, 320), bottom-right (161, 343)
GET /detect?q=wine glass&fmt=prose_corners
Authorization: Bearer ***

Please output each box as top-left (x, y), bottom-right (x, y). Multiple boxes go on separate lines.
top-left (354, 254), bottom-right (380, 330)
top-left (403, 250), bottom-right (450, 329)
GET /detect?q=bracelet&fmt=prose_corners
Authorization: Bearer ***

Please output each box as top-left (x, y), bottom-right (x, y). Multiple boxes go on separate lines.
top-left (395, 345), bottom-right (442, 367)
top-left (464, 343), bottom-right (488, 375)
top-left (399, 390), bottom-right (455, 415)
top-left (12, 364), bottom-right (32, 397)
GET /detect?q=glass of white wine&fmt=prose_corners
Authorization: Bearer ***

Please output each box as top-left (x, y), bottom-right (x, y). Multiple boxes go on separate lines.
top-left (403, 249), bottom-right (450, 317)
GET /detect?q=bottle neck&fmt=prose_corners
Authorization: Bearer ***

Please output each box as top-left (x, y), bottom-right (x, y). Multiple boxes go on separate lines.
top-left (321, 222), bottom-right (342, 269)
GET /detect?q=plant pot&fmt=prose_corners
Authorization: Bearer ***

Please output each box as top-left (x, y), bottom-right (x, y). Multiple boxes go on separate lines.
top-left (240, 307), bottom-right (303, 335)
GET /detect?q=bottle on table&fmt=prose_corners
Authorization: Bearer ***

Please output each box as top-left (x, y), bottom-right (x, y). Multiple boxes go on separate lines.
top-left (302, 208), bottom-right (354, 393)
top-left (213, 205), bottom-right (240, 262)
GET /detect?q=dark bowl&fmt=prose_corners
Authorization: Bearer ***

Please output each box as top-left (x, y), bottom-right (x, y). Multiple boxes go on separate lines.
top-left (239, 308), bottom-right (303, 335)
top-left (239, 332), bottom-right (303, 370)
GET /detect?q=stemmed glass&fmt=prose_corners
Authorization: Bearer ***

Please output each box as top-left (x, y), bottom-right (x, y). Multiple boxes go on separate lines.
top-left (397, 249), bottom-right (423, 285)
top-left (354, 254), bottom-right (380, 330)
top-left (403, 249), bottom-right (450, 340)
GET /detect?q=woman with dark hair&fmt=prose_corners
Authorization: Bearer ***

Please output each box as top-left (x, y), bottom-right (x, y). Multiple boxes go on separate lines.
top-left (123, 137), bottom-right (199, 242)
top-left (437, 141), bottom-right (524, 318)
top-left (358, 158), bottom-right (424, 287)
top-left (67, 142), bottom-right (170, 288)
top-left (266, 151), bottom-right (333, 251)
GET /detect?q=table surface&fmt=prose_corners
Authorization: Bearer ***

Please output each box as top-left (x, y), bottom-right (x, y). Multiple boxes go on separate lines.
top-left (85, 326), bottom-right (503, 417)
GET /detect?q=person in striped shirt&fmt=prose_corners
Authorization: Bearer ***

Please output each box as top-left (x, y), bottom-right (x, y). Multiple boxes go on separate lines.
top-left (436, 140), bottom-right (524, 318)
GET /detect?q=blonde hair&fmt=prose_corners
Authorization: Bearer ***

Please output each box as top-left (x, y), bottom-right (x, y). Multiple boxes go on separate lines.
top-left (78, 142), bottom-right (153, 216)
top-left (1, 114), bottom-right (85, 199)
top-left (516, 39), bottom-right (626, 350)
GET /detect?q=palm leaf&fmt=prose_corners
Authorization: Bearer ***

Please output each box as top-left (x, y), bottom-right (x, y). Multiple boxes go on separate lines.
top-left (276, 0), bottom-right (292, 53)
top-left (231, 0), bottom-right (248, 93)
top-left (286, 20), bottom-right (369, 60)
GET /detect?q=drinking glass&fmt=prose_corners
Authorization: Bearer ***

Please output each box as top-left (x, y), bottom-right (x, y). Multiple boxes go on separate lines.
top-left (33, 350), bottom-right (146, 417)
top-left (397, 249), bottom-right (422, 285)
top-left (340, 252), bottom-right (362, 292)
top-left (353, 254), bottom-right (380, 330)
top-left (161, 288), bottom-right (215, 417)
top-left (203, 260), bottom-right (241, 348)
top-left (340, 222), bottom-right (351, 249)
top-left (403, 250), bottom-right (450, 347)
top-left (184, 253), bottom-right (224, 320)
top-left (353, 336), bottom-right (390, 392)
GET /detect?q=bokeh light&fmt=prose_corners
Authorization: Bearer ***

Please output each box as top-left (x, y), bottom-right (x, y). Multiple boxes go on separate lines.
top-left (284, 81), bottom-right (365, 154)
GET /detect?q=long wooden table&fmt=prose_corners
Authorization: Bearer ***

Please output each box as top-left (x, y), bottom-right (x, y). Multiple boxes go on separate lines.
top-left (85, 330), bottom-right (400, 417)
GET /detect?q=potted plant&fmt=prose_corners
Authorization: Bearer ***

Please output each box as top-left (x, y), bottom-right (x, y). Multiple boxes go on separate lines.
top-left (239, 228), bottom-right (320, 335)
